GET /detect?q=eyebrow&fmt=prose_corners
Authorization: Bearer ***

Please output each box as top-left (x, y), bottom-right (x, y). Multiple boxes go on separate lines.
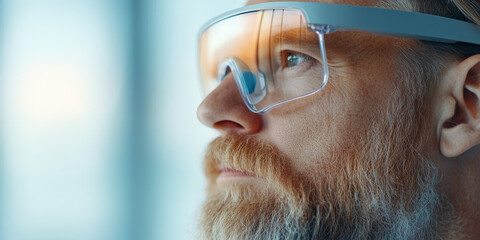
top-left (266, 27), bottom-right (321, 58)
top-left (270, 27), bottom-right (319, 46)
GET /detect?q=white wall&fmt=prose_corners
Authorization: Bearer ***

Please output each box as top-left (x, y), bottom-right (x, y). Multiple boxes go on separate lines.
top-left (0, 1), bottom-right (130, 240)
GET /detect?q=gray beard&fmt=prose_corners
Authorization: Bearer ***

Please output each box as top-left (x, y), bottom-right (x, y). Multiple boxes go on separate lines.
top-left (198, 167), bottom-right (449, 240)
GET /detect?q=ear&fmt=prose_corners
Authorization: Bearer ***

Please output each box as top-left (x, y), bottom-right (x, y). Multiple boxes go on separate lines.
top-left (440, 55), bottom-right (480, 158)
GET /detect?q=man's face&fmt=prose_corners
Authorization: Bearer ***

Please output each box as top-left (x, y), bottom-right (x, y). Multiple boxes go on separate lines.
top-left (197, 0), bottom-right (446, 239)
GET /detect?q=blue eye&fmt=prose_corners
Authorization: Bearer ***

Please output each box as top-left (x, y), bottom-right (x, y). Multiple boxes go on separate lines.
top-left (284, 51), bottom-right (313, 68)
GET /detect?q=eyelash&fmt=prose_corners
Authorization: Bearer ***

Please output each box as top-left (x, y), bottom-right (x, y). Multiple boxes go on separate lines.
top-left (281, 50), bottom-right (315, 69)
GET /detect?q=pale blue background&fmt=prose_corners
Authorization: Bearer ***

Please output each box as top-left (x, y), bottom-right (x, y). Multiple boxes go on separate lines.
top-left (0, 0), bottom-right (245, 239)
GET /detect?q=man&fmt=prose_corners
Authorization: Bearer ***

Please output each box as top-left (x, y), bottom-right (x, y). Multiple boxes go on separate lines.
top-left (196, 0), bottom-right (480, 239)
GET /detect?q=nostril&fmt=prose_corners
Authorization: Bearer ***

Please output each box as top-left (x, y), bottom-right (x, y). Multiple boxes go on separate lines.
top-left (213, 121), bottom-right (244, 131)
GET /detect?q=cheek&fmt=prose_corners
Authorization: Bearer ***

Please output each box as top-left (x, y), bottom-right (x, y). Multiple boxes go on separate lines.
top-left (261, 69), bottom-right (395, 173)
top-left (259, 38), bottom-right (400, 173)
top-left (261, 88), bottom-right (375, 173)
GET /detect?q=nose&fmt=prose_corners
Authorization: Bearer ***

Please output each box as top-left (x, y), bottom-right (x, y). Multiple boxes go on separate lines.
top-left (197, 74), bottom-right (263, 135)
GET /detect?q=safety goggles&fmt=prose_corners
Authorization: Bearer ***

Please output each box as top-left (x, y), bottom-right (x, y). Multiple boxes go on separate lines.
top-left (198, 2), bottom-right (480, 114)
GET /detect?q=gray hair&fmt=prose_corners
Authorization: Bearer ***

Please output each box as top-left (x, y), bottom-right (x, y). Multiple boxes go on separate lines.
top-left (379, 0), bottom-right (480, 25)
top-left (378, 0), bottom-right (480, 88)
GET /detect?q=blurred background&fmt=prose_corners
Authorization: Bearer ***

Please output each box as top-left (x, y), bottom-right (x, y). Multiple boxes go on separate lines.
top-left (0, 0), bottom-right (245, 239)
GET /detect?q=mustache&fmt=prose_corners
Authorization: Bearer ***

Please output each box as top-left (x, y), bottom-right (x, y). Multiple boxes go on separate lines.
top-left (204, 135), bottom-right (311, 200)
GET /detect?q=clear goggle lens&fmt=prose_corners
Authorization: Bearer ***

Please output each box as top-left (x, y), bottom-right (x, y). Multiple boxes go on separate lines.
top-left (199, 9), bottom-right (328, 113)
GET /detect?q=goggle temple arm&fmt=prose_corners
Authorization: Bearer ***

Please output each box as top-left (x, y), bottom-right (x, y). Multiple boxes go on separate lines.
top-left (309, 24), bottom-right (333, 94)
